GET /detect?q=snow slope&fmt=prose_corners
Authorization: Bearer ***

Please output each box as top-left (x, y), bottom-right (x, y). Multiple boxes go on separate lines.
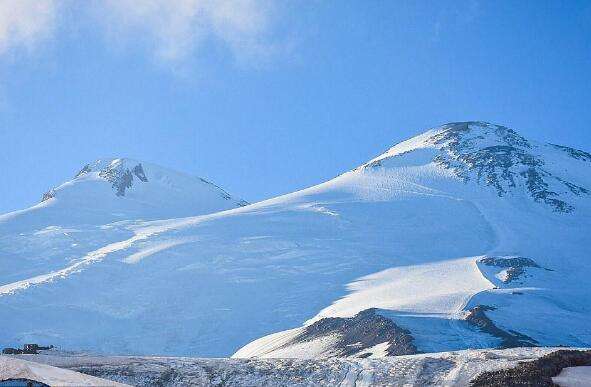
top-left (0, 158), bottom-right (246, 286)
top-left (8, 347), bottom-right (579, 386)
top-left (554, 366), bottom-right (591, 387)
top-left (3, 157), bottom-right (246, 227)
top-left (1, 122), bottom-right (589, 358)
top-left (0, 355), bottom-right (129, 386)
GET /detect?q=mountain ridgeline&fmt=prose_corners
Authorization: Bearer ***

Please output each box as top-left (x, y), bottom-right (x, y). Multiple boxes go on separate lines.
top-left (361, 122), bottom-right (589, 212)
top-left (0, 122), bottom-right (589, 359)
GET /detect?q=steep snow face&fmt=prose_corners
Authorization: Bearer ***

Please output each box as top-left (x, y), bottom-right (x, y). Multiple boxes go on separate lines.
top-left (0, 122), bottom-right (589, 358)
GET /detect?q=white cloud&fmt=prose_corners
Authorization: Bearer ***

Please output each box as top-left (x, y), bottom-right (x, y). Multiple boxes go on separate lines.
top-left (0, 0), bottom-right (58, 55)
top-left (0, 0), bottom-right (280, 66)
top-left (99, 0), bottom-right (276, 63)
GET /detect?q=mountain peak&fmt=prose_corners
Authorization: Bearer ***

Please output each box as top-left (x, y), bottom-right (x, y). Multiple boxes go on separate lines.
top-left (37, 157), bottom-right (247, 221)
top-left (363, 122), bottom-right (529, 164)
top-left (430, 121), bottom-right (530, 148)
top-left (72, 158), bottom-right (149, 197)
top-left (1, 123), bottom-right (590, 360)
top-left (361, 122), bottom-right (590, 213)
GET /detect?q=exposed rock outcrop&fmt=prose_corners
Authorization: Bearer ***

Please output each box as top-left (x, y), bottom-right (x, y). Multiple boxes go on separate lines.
top-left (430, 122), bottom-right (588, 212)
top-left (41, 189), bottom-right (55, 202)
top-left (471, 349), bottom-right (591, 386)
top-left (465, 305), bottom-right (538, 348)
top-left (288, 308), bottom-right (417, 358)
top-left (361, 122), bottom-right (590, 212)
top-left (75, 164), bottom-right (92, 178)
top-left (551, 144), bottom-right (591, 162)
top-left (98, 162), bottom-right (148, 197)
top-left (480, 256), bottom-right (545, 283)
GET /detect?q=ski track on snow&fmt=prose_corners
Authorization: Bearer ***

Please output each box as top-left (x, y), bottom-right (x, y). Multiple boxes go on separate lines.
top-left (0, 235), bottom-right (144, 295)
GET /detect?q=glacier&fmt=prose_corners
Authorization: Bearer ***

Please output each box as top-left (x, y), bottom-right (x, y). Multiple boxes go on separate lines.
top-left (0, 121), bottom-right (589, 360)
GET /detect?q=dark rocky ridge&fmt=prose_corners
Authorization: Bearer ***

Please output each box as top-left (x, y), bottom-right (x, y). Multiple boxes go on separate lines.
top-left (11, 348), bottom-right (575, 386)
top-left (471, 349), bottom-right (591, 386)
top-left (75, 164), bottom-right (92, 178)
top-left (430, 122), bottom-right (589, 213)
top-left (98, 162), bottom-right (149, 197)
top-left (465, 305), bottom-right (538, 348)
top-left (197, 177), bottom-right (246, 205)
top-left (363, 121), bottom-right (590, 213)
top-left (283, 308), bottom-right (417, 358)
top-left (41, 189), bottom-right (55, 202)
top-left (40, 159), bottom-right (249, 206)
top-left (63, 161), bottom-right (151, 197)
top-left (480, 256), bottom-right (544, 283)
top-left (551, 144), bottom-right (591, 162)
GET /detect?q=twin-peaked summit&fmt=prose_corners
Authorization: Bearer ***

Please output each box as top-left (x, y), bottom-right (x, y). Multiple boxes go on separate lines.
top-left (0, 121), bottom-right (589, 358)
top-left (37, 122), bottom-right (591, 219)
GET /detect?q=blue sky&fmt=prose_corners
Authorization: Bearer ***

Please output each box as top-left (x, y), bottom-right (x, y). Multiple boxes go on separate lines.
top-left (1, 0), bottom-right (590, 213)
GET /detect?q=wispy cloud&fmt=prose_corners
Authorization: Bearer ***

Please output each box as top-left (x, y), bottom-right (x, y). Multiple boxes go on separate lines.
top-left (97, 0), bottom-right (278, 64)
top-left (0, 0), bottom-right (280, 67)
top-left (0, 0), bottom-right (58, 55)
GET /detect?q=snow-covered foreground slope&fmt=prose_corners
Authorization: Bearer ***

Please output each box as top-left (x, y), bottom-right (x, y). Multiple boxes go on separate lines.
top-left (1, 122), bottom-right (590, 358)
top-left (0, 355), bottom-right (129, 386)
top-left (7, 347), bottom-right (589, 386)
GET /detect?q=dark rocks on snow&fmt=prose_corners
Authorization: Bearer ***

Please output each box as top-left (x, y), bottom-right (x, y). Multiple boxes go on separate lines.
top-left (2, 343), bottom-right (54, 355)
top-left (520, 168), bottom-right (573, 213)
top-left (99, 162), bottom-right (149, 197)
top-left (557, 176), bottom-right (589, 196)
top-left (430, 121), bottom-right (531, 150)
top-left (480, 256), bottom-right (543, 283)
top-left (290, 308), bottom-right (417, 357)
top-left (358, 121), bottom-right (589, 212)
top-left (480, 256), bottom-right (540, 269)
top-left (75, 164), bottom-right (92, 178)
top-left (198, 177), bottom-right (249, 206)
top-left (465, 305), bottom-right (538, 348)
top-left (116, 170), bottom-right (133, 197)
top-left (471, 349), bottom-right (591, 386)
top-left (41, 189), bottom-right (55, 202)
top-left (550, 143), bottom-right (591, 162)
top-left (132, 164), bottom-right (148, 182)
top-left (199, 177), bottom-right (231, 200)
top-left (430, 122), bottom-right (587, 213)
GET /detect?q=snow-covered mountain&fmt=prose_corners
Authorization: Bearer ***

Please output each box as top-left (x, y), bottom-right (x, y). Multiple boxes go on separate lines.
top-left (0, 158), bottom-right (246, 287)
top-left (15, 157), bottom-right (247, 226)
top-left (1, 122), bottom-right (589, 359)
